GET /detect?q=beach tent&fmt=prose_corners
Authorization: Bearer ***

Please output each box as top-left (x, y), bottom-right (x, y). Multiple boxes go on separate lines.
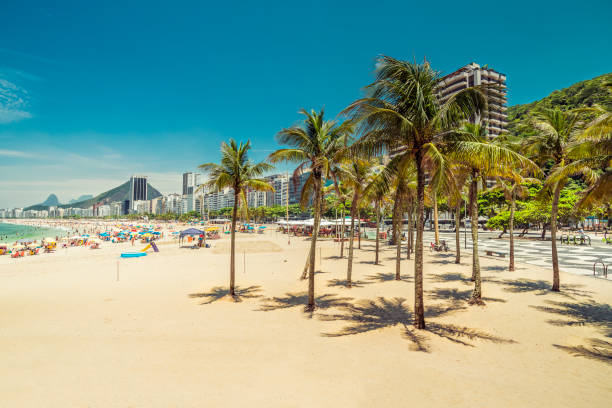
top-left (17, 238), bottom-right (34, 244)
top-left (179, 228), bottom-right (205, 238)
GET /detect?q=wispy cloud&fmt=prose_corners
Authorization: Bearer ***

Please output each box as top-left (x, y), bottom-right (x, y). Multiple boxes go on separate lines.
top-left (0, 149), bottom-right (35, 158)
top-left (0, 78), bottom-right (31, 124)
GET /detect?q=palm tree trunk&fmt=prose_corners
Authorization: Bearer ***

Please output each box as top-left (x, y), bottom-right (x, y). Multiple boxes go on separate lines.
top-left (375, 200), bottom-right (380, 265)
top-left (358, 209), bottom-right (361, 250)
top-left (469, 171), bottom-right (483, 305)
top-left (509, 190), bottom-right (515, 272)
top-left (414, 150), bottom-right (426, 329)
top-left (230, 191), bottom-right (239, 296)
top-left (409, 208), bottom-right (414, 254)
top-left (551, 183), bottom-right (561, 292)
top-left (347, 192), bottom-right (358, 287)
top-left (433, 192), bottom-right (440, 245)
top-left (392, 188), bottom-right (402, 280)
top-left (407, 202), bottom-right (412, 260)
top-left (455, 203), bottom-right (461, 264)
top-left (340, 208), bottom-right (345, 258)
top-left (307, 173), bottom-right (322, 310)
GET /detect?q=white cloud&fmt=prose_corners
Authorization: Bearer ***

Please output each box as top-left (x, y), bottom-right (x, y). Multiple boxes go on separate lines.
top-left (0, 78), bottom-right (31, 124)
top-left (0, 149), bottom-right (35, 158)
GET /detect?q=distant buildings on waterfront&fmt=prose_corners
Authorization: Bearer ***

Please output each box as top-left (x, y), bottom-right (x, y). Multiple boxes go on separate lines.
top-left (0, 171), bottom-right (310, 219)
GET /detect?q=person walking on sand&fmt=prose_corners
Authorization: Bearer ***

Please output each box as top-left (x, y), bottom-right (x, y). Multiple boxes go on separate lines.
top-left (131, 236), bottom-right (135, 246)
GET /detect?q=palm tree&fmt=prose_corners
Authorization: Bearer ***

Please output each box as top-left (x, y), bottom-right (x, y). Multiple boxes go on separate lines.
top-left (344, 57), bottom-right (488, 328)
top-left (337, 157), bottom-right (377, 287)
top-left (546, 86), bottom-right (612, 209)
top-left (453, 123), bottom-right (540, 304)
top-left (199, 139), bottom-right (273, 296)
top-left (494, 172), bottom-right (538, 271)
top-left (524, 108), bottom-right (587, 292)
top-left (269, 108), bottom-right (348, 310)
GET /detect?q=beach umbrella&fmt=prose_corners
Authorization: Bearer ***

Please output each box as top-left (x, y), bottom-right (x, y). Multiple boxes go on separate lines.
top-left (17, 238), bottom-right (34, 244)
top-left (258, 226), bottom-right (266, 229)
top-left (205, 227), bottom-right (219, 232)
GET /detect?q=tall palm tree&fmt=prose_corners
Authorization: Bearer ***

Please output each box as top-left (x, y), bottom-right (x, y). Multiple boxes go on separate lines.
top-left (337, 157), bottom-right (377, 287)
top-left (453, 123), bottom-right (540, 304)
top-left (524, 108), bottom-right (587, 292)
top-left (199, 139), bottom-right (273, 296)
top-left (269, 108), bottom-right (348, 310)
top-left (344, 56), bottom-right (489, 328)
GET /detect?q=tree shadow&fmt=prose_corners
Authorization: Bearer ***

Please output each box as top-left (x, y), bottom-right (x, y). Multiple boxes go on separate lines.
top-left (554, 338), bottom-right (612, 365)
top-left (531, 300), bottom-right (612, 338)
top-left (258, 292), bottom-right (353, 319)
top-left (427, 287), bottom-right (506, 303)
top-left (358, 260), bottom-right (384, 265)
top-left (428, 273), bottom-right (472, 286)
top-left (365, 272), bottom-right (413, 283)
top-left (327, 279), bottom-right (372, 288)
top-left (487, 278), bottom-right (592, 299)
top-left (188, 285), bottom-right (262, 304)
top-left (482, 265), bottom-right (508, 272)
top-left (429, 253), bottom-right (459, 265)
top-left (319, 297), bottom-right (515, 352)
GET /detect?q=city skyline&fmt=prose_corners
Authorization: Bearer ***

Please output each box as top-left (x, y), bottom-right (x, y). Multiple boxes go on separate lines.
top-left (1, 1), bottom-right (611, 207)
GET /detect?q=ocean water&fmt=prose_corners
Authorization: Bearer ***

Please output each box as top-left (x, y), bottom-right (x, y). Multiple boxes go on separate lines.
top-left (0, 223), bottom-right (68, 244)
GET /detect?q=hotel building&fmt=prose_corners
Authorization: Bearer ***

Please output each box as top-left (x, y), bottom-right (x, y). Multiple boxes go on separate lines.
top-left (439, 63), bottom-right (507, 137)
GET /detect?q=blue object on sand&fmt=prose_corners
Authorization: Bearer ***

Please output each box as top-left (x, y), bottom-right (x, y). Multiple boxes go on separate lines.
top-left (120, 252), bottom-right (147, 258)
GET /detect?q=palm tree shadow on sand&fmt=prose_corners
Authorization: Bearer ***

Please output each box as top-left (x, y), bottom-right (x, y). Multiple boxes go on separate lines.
top-left (532, 300), bottom-right (612, 365)
top-left (365, 272), bottom-right (413, 283)
top-left (428, 273), bottom-right (472, 286)
top-left (327, 279), bottom-right (372, 288)
top-left (189, 285), bottom-right (263, 304)
top-left (319, 297), bottom-right (515, 352)
top-left (554, 338), bottom-right (612, 365)
top-left (531, 300), bottom-right (612, 337)
top-left (486, 278), bottom-right (592, 299)
top-left (427, 287), bottom-right (506, 303)
top-left (258, 292), bottom-right (354, 319)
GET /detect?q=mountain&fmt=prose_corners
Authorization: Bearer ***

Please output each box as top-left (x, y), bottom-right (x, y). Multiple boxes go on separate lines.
top-left (58, 181), bottom-right (163, 209)
top-left (40, 194), bottom-right (60, 206)
top-left (507, 72), bottom-right (612, 138)
top-left (25, 181), bottom-right (163, 210)
top-left (68, 195), bottom-right (93, 204)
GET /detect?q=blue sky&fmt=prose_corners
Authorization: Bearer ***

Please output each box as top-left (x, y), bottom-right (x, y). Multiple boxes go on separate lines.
top-left (0, 0), bottom-right (610, 207)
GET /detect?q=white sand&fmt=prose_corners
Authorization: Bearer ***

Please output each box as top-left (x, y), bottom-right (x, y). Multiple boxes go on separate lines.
top-left (1, 229), bottom-right (611, 407)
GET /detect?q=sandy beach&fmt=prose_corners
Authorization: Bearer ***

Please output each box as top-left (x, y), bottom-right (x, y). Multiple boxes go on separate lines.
top-left (1, 227), bottom-right (611, 407)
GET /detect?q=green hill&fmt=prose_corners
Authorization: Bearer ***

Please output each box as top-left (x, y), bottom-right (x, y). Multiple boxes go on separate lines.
top-left (507, 72), bottom-right (612, 137)
top-left (25, 181), bottom-right (162, 210)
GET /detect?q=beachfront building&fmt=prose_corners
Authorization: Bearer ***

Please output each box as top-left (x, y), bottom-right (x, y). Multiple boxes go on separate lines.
top-left (163, 193), bottom-right (182, 214)
top-left (289, 171), bottom-right (310, 205)
top-left (201, 186), bottom-right (235, 212)
top-left (150, 197), bottom-right (163, 215)
top-left (182, 172), bottom-right (201, 195)
top-left (129, 175), bottom-right (148, 212)
top-left (267, 173), bottom-right (289, 207)
top-left (181, 194), bottom-right (194, 214)
top-left (438, 62), bottom-right (507, 137)
top-left (97, 205), bottom-right (111, 217)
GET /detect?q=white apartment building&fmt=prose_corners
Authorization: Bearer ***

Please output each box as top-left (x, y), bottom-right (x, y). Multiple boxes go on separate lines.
top-left (163, 193), bottom-right (182, 214)
top-left (439, 63), bottom-right (507, 137)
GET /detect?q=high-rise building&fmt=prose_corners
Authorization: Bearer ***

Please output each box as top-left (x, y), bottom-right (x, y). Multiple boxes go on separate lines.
top-left (439, 63), bottom-right (507, 137)
top-left (182, 172), bottom-right (201, 195)
top-left (129, 175), bottom-right (148, 211)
